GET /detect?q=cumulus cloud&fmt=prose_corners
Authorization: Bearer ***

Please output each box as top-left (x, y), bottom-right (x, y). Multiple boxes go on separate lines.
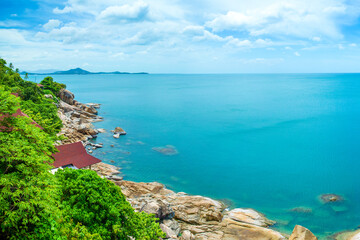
top-left (98, 1), bottom-right (149, 22)
top-left (121, 30), bottom-right (161, 45)
top-left (43, 19), bottom-right (62, 31)
top-left (206, 0), bottom-right (356, 40)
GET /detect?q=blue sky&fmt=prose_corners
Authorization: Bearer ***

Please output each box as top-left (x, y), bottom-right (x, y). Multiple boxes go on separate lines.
top-left (1, 0), bottom-right (360, 73)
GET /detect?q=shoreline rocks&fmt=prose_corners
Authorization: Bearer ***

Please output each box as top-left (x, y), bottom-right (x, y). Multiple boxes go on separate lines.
top-left (112, 180), bottom-right (287, 240)
top-left (57, 89), bottom-right (103, 145)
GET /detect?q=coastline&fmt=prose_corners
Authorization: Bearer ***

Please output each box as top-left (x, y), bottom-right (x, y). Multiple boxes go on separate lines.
top-left (56, 89), bottom-right (358, 240)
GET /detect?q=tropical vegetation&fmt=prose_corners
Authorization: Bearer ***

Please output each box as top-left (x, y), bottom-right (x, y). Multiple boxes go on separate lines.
top-left (0, 59), bottom-right (164, 239)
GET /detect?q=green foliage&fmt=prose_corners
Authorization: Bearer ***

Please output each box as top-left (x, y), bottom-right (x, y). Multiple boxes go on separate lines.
top-left (0, 59), bottom-right (164, 239)
top-left (0, 88), bottom-right (61, 239)
top-left (0, 58), bottom-right (63, 135)
top-left (56, 169), bottom-right (165, 240)
top-left (40, 77), bottom-right (66, 96)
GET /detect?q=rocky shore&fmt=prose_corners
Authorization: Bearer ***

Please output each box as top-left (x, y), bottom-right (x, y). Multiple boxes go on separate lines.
top-left (55, 89), bottom-right (357, 240)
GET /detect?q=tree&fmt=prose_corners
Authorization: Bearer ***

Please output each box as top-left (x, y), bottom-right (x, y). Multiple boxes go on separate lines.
top-left (56, 169), bottom-right (165, 240)
top-left (40, 76), bottom-right (66, 96)
top-left (24, 73), bottom-right (28, 80)
top-left (9, 63), bottom-right (13, 69)
top-left (0, 88), bottom-right (62, 239)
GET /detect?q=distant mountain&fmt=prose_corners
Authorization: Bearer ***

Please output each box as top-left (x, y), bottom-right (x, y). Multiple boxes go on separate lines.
top-left (22, 68), bottom-right (148, 75)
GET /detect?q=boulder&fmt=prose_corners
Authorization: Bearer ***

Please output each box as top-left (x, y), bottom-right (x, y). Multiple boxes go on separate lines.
top-left (171, 195), bottom-right (224, 224)
top-left (83, 105), bottom-right (98, 115)
top-left (180, 230), bottom-right (194, 240)
top-left (59, 100), bottom-right (76, 113)
top-left (289, 225), bottom-right (317, 240)
top-left (110, 175), bottom-right (123, 181)
top-left (97, 128), bottom-right (106, 133)
top-left (140, 199), bottom-right (175, 221)
top-left (226, 208), bottom-right (275, 227)
top-left (160, 224), bottom-right (178, 239)
top-left (163, 219), bottom-right (181, 236)
top-left (220, 218), bottom-right (286, 240)
top-left (113, 127), bottom-right (127, 135)
top-left (44, 94), bottom-right (53, 99)
top-left (59, 89), bottom-right (75, 105)
top-left (113, 133), bottom-right (120, 138)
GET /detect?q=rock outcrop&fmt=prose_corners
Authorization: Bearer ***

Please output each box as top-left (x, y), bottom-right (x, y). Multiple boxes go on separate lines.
top-left (289, 225), bottom-right (317, 240)
top-left (59, 88), bottom-right (75, 105)
top-left (57, 89), bottom-right (103, 145)
top-left (114, 180), bottom-right (287, 240)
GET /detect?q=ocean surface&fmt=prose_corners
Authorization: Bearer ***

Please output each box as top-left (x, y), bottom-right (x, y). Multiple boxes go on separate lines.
top-left (30, 73), bottom-right (360, 237)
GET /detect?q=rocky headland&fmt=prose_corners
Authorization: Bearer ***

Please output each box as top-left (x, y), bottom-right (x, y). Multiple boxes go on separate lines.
top-left (56, 88), bottom-right (356, 240)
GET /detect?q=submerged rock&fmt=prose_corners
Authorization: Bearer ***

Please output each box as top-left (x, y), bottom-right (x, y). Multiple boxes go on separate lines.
top-left (152, 145), bottom-right (179, 156)
top-left (319, 193), bottom-right (343, 203)
top-left (289, 207), bottom-right (313, 214)
top-left (289, 225), bottom-right (317, 240)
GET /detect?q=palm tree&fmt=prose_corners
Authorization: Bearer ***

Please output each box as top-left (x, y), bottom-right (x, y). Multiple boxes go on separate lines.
top-left (25, 73), bottom-right (29, 80)
top-left (9, 63), bottom-right (13, 69)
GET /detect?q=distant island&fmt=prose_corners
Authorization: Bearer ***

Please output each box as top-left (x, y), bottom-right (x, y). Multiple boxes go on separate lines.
top-left (22, 68), bottom-right (148, 75)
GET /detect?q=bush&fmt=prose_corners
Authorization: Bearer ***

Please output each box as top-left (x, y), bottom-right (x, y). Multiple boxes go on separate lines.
top-left (56, 169), bottom-right (165, 240)
top-left (40, 77), bottom-right (66, 96)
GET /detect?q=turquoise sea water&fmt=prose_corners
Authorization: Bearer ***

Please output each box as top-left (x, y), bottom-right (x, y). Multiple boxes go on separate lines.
top-left (30, 74), bottom-right (360, 237)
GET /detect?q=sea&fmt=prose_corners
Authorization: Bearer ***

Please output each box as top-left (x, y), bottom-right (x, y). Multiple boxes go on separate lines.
top-left (28, 73), bottom-right (360, 238)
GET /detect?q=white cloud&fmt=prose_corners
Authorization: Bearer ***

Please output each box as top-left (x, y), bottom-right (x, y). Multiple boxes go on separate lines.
top-left (0, 29), bottom-right (29, 45)
top-left (98, 1), bottom-right (149, 22)
top-left (338, 44), bottom-right (344, 50)
top-left (53, 6), bottom-right (73, 14)
top-left (294, 51), bottom-right (300, 56)
top-left (43, 19), bottom-right (62, 31)
top-left (349, 43), bottom-right (357, 47)
top-left (312, 37), bottom-right (321, 42)
top-left (206, 0), bottom-right (356, 40)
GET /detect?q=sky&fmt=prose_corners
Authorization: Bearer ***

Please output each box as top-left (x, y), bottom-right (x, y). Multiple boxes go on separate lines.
top-left (0, 0), bottom-right (360, 73)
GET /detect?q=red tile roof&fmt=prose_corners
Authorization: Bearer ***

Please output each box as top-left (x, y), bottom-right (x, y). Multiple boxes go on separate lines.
top-left (52, 141), bottom-right (101, 169)
top-left (36, 84), bottom-right (44, 87)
